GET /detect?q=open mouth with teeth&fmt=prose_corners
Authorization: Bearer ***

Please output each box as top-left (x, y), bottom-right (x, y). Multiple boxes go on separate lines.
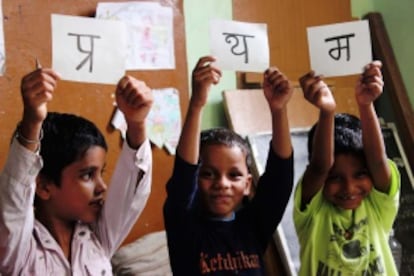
top-left (339, 195), bottom-right (356, 200)
top-left (335, 194), bottom-right (363, 209)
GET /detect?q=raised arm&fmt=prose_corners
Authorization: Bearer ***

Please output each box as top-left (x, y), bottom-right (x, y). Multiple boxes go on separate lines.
top-left (19, 68), bottom-right (61, 151)
top-left (0, 67), bottom-right (60, 273)
top-left (262, 67), bottom-right (293, 158)
top-left (355, 60), bottom-right (390, 193)
top-left (98, 76), bottom-right (153, 255)
top-left (115, 76), bottom-right (153, 149)
top-left (176, 56), bottom-right (222, 164)
top-left (299, 71), bottom-right (336, 205)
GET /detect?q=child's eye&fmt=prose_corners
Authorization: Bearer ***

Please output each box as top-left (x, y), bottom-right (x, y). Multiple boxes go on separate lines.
top-left (80, 170), bottom-right (95, 181)
top-left (326, 175), bottom-right (341, 183)
top-left (355, 170), bottom-right (369, 179)
top-left (229, 171), bottom-right (243, 180)
top-left (199, 170), bottom-right (215, 179)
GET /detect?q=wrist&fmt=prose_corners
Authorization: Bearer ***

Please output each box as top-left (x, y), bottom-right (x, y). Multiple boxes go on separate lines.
top-left (15, 122), bottom-right (43, 151)
top-left (320, 108), bottom-right (335, 118)
top-left (125, 121), bottom-right (146, 149)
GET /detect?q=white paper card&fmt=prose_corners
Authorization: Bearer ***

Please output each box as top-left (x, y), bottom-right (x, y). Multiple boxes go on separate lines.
top-left (307, 20), bottom-right (372, 77)
top-left (52, 14), bottom-right (127, 84)
top-left (209, 19), bottom-right (269, 72)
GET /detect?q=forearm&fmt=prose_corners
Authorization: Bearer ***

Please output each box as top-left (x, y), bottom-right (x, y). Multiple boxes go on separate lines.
top-left (271, 107), bottom-right (292, 159)
top-left (359, 104), bottom-right (387, 161)
top-left (125, 120), bottom-right (147, 149)
top-left (176, 105), bottom-right (203, 164)
top-left (359, 103), bottom-right (390, 189)
top-left (309, 110), bottom-right (334, 173)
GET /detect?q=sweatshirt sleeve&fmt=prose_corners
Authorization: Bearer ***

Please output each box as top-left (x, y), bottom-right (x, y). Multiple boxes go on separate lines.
top-left (249, 145), bottom-right (294, 243)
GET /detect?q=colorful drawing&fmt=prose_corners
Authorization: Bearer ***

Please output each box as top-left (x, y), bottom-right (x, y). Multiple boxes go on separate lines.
top-left (96, 2), bottom-right (175, 70)
top-left (111, 87), bottom-right (181, 155)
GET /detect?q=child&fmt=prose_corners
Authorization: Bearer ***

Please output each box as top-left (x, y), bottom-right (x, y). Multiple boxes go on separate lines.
top-left (163, 55), bottom-right (294, 275)
top-left (0, 67), bottom-right (153, 275)
top-left (294, 61), bottom-right (400, 275)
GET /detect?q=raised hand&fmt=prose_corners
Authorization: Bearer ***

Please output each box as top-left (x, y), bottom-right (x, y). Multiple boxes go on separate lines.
top-left (263, 67), bottom-right (293, 112)
top-left (355, 60), bottom-right (383, 106)
top-left (299, 71), bottom-right (336, 114)
top-left (20, 68), bottom-right (60, 124)
top-left (115, 76), bottom-right (153, 125)
top-left (190, 56), bottom-right (222, 109)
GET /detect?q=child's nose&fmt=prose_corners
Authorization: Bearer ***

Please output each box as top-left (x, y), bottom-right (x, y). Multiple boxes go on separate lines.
top-left (214, 176), bottom-right (231, 189)
top-left (343, 179), bottom-right (355, 194)
top-left (95, 178), bottom-right (107, 194)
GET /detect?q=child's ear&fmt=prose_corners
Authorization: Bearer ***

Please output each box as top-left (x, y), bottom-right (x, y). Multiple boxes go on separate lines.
top-left (243, 174), bottom-right (253, 196)
top-left (35, 174), bottom-right (53, 200)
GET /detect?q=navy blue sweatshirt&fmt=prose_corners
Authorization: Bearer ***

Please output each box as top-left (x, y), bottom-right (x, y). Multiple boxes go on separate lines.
top-left (164, 145), bottom-right (294, 275)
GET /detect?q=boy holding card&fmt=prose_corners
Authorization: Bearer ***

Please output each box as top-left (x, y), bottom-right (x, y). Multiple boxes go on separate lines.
top-left (0, 67), bottom-right (153, 275)
top-left (163, 55), bottom-right (294, 275)
top-left (294, 60), bottom-right (401, 275)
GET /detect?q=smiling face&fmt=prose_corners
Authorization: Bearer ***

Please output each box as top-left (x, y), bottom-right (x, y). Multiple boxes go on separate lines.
top-left (47, 146), bottom-right (108, 224)
top-left (323, 153), bottom-right (373, 210)
top-left (198, 144), bottom-right (252, 219)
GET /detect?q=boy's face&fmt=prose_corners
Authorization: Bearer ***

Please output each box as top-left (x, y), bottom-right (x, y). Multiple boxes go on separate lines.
top-left (198, 144), bottom-right (252, 219)
top-left (46, 146), bottom-right (107, 224)
top-left (323, 153), bottom-right (373, 210)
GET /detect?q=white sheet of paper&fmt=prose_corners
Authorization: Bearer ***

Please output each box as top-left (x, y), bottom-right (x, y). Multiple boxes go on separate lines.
top-left (52, 14), bottom-right (127, 84)
top-left (96, 2), bottom-right (175, 70)
top-left (307, 20), bottom-right (372, 77)
top-left (209, 19), bottom-right (269, 72)
top-left (0, 0), bottom-right (5, 75)
top-left (111, 108), bottom-right (128, 139)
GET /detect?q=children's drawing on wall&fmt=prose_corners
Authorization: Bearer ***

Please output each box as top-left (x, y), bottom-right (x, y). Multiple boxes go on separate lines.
top-left (96, 2), bottom-right (175, 70)
top-left (307, 20), bottom-right (372, 77)
top-left (0, 0), bottom-right (5, 75)
top-left (111, 87), bottom-right (181, 155)
top-left (209, 19), bottom-right (269, 72)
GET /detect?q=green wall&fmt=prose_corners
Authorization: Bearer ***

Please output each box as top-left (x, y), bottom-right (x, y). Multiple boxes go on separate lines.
top-left (184, 0), bottom-right (234, 129)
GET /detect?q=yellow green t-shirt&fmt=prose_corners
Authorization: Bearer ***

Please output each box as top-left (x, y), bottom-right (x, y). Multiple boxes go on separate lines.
top-left (293, 160), bottom-right (400, 275)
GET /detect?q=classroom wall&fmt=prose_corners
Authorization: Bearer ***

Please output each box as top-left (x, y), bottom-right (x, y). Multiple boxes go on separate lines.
top-left (351, 1), bottom-right (414, 109)
top-left (185, 1), bottom-right (414, 129)
top-left (0, 0), bottom-right (190, 246)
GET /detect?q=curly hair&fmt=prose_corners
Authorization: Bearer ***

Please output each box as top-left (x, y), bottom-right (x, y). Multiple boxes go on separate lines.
top-left (307, 113), bottom-right (364, 161)
top-left (200, 127), bottom-right (252, 169)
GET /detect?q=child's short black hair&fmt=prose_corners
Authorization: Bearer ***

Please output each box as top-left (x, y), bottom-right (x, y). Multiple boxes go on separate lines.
top-left (200, 127), bottom-right (252, 168)
top-left (39, 112), bottom-right (107, 186)
top-left (307, 113), bottom-right (364, 161)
